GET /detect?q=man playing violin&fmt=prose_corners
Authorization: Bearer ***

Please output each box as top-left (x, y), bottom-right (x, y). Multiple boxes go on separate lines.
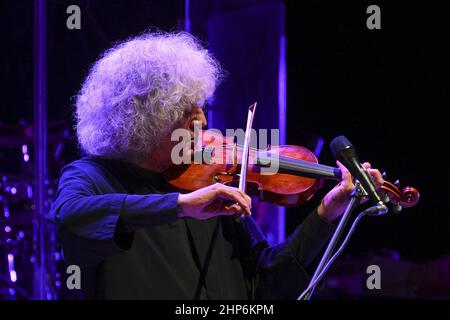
top-left (50, 32), bottom-right (384, 299)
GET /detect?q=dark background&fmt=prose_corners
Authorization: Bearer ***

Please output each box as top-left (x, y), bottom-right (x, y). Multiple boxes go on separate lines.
top-left (1, 0), bottom-right (448, 298)
top-left (284, 1), bottom-right (448, 262)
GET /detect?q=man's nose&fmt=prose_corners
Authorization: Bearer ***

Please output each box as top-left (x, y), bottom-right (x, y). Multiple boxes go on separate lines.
top-left (190, 120), bottom-right (205, 136)
top-left (200, 112), bottom-right (207, 127)
top-left (190, 111), bottom-right (207, 130)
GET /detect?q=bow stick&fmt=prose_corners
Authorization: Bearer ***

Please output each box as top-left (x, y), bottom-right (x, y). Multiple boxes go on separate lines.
top-left (237, 102), bottom-right (257, 219)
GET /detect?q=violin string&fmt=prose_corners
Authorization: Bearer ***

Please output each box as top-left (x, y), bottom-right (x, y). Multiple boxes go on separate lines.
top-left (197, 140), bottom-right (404, 204)
top-left (198, 142), bottom-right (340, 179)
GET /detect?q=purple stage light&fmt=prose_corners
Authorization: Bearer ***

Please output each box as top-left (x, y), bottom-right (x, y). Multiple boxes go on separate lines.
top-left (277, 32), bottom-right (287, 243)
top-left (8, 253), bottom-right (17, 282)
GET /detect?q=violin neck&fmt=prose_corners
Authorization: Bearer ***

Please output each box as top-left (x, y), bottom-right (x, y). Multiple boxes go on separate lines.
top-left (256, 153), bottom-right (341, 180)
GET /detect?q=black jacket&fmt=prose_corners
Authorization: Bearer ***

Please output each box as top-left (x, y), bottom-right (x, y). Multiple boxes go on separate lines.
top-left (49, 157), bottom-right (335, 299)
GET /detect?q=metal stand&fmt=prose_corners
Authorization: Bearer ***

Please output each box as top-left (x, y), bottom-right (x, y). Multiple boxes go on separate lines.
top-left (302, 181), bottom-right (367, 300)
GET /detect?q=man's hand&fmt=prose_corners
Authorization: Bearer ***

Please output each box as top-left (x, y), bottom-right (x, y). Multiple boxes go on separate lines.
top-left (317, 161), bottom-right (384, 223)
top-left (178, 183), bottom-right (252, 220)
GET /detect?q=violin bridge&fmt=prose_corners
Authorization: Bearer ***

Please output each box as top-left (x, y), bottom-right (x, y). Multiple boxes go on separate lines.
top-left (213, 171), bottom-right (240, 183)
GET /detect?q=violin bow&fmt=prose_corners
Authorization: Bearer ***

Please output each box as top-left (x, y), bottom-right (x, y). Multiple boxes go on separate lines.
top-left (237, 102), bottom-right (257, 219)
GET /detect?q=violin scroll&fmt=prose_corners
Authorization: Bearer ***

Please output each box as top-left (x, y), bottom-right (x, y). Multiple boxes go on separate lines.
top-left (380, 180), bottom-right (420, 213)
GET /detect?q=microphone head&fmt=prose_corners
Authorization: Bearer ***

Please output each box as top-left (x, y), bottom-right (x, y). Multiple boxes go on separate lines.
top-left (330, 135), bottom-right (355, 162)
top-left (330, 135), bottom-right (382, 205)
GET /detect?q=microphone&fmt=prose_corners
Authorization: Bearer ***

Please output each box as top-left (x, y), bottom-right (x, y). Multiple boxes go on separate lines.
top-left (330, 135), bottom-right (384, 206)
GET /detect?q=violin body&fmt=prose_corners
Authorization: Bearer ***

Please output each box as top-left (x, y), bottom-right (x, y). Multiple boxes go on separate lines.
top-left (164, 144), bottom-right (322, 206)
top-left (163, 129), bottom-right (420, 209)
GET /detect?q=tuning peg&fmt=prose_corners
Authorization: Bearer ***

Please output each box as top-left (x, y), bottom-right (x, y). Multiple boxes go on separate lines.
top-left (394, 180), bottom-right (401, 187)
top-left (382, 172), bottom-right (387, 179)
top-left (392, 202), bottom-right (402, 213)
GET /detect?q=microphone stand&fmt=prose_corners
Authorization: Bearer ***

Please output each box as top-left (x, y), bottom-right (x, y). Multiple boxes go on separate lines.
top-left (302, 181), bottom-right (366, 300)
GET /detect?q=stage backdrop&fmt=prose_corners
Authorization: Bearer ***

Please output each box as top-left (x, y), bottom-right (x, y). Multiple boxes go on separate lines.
top-left (189, 0), bottom-right (287, 244)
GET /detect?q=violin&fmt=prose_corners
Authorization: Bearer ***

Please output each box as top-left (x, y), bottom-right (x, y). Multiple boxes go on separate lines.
top-left (163, 129), bottom-right (420, 211)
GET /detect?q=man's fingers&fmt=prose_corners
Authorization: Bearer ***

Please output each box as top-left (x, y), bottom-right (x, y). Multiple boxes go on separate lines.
top-left (225, 185), bottom-right (252, 209)
top-left (204, 201), bottom-right (241, 218)
top-left (362, 162), bottom-right (384, 188)
top-left (224, 203), bottom-right (245, 215)
top-left (237, 190), bottom-right (252, 210)
top-left (362, 162), bottom-right (371, 170)
top-left (367, 168), bottom-right (384, 188)
top-left (215, 185), bottom-right (252, 216)
top-left (336, 160), bottom-right (353, 190)
top-left (222, 203), bottom-right (250, 217)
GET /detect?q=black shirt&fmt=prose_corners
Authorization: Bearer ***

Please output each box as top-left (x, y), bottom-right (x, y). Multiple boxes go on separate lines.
top-left (49, 157), bottom-right (335, 299)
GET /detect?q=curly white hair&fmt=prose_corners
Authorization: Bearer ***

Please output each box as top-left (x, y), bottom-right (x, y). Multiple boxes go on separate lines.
top-left (75, 32), bottom-right (221, 161)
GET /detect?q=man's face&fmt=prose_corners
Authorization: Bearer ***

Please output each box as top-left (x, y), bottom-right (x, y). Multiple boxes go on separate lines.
top-left (153, 106), bottom-right (207, 169)
top-left (180, 105), bottom-right (208, 137)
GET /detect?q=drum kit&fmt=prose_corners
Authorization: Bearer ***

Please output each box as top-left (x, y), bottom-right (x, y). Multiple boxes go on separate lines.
top-left (0, 121), bottom-right (76, 299)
